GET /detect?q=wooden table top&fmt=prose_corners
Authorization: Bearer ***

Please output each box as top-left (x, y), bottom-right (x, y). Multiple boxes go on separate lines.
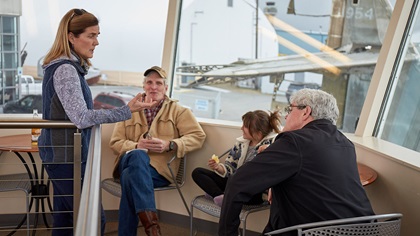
top-left (0, 134), bottom-right (38, 152)
top-left (357, 163), bottom-right (378, 186)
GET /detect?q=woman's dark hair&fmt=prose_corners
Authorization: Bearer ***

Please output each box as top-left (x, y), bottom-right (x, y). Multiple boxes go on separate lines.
top-left (242, 110), bottom-right (282, 140)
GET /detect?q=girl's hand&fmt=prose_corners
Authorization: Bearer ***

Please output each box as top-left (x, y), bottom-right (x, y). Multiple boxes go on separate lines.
top-left (208, 159), bottom-right (219, 170)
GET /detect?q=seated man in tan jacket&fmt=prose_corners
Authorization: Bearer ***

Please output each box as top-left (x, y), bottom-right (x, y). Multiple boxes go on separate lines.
top-left (109, 66), bottom-right (206, 236)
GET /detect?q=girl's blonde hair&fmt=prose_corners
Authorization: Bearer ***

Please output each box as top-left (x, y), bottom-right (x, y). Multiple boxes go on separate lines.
top-left (43, 9), bottom-right (99, 67)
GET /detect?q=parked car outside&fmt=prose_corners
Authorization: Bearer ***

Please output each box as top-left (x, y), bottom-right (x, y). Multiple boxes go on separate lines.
top-left (93, 91), bottom-right (135, 109)
top-left (3, 94), bottom-right (43, 113)
top-left (285, 82), bottom-right (321, 102)
top-left (16, 75), bottom-right (43, 97)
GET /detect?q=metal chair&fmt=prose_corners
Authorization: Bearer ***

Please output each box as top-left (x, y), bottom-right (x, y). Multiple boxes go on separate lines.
top-left (265, 213), bottom-right (403, 236)
top-left (101, 154), bottom-right (190, 215)
top-left (189, 149), bottom-right (270, 236)
top-left (0, 173), bottom-right (31, 236)
top-left (190, 195), bottom-right (270, 236)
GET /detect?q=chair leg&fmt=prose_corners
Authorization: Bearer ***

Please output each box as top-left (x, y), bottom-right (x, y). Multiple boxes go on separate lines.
top-left (189, 204), bottom-right (194, 236)
top-left (167, 164), bottom-right (190, 216)
top-left (174, 182), bottom-right (190, 216)
top-left (6, 215), bottom-right (28, 236)
top-left (241, 213), bottom-right (248, 236)
top-left (31, 198), bottom-right (44, 236)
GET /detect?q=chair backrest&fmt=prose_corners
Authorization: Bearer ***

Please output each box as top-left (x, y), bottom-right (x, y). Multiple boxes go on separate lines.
top-left (175, 155), bottom-right (186, 186)
top-left (154, 155), bottom-right (186, 191)
top-left (265, 213), bottom-right (403, 236)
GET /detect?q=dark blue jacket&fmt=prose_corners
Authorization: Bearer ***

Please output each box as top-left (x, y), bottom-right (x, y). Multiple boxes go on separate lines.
top-left (38, 60), bottom-right (93, 164)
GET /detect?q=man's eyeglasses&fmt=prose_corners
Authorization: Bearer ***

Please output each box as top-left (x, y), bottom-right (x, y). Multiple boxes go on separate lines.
top-left (69, 9), bottom-right (86, 24)
top-left (284, 105), bottom-right (307, 114)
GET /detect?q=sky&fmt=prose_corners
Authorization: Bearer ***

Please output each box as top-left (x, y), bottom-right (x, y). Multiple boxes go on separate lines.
top-left (20, 0), bottom-right (168, 72)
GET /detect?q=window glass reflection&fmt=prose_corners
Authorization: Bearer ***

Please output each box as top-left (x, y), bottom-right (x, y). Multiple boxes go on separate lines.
top-left (3, 35), bottom-right (17, 51)
top-left (2, 17), bottom-right (16, 34)
top-left (3, 53), bottom-right (17, 68)
top-left (173, 0), bottom-right (393, 133)
top-left (378, 4), bottom-right (420, 152)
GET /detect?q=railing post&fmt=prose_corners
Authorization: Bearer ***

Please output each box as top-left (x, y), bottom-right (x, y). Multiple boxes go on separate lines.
top-left (75, 125), bottom-right (102, 236)
top-left (73, 132), bottom-right (82, 227)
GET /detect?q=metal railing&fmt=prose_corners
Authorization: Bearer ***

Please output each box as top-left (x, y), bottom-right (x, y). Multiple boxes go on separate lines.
top-left (0, 119), bottom-right (101, 235)
top-left (75, 124), bottom-right (101, 235)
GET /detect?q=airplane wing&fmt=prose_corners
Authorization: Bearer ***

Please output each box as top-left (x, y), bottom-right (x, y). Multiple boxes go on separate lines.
top-left (202, 51), bottom-right (380, 77)
top-left (179, 48), bottom-right (418, 88)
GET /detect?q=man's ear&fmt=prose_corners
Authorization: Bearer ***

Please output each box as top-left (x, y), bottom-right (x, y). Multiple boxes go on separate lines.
top-left (302, 106), bottom-right (312, 120)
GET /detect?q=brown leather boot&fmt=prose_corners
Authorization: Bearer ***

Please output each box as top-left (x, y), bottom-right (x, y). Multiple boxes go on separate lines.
top-left (138, 211), bottom-right (162, 236)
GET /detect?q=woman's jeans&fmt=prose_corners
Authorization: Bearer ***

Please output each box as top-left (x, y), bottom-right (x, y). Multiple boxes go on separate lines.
top-left (118, 150), bottom-right (170, 236)
top-left (45, 162), bottom-right (106, 236)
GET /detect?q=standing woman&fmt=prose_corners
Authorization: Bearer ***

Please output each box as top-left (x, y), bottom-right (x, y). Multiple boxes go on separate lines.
top-left (39, 8), bottom-right (151, 236)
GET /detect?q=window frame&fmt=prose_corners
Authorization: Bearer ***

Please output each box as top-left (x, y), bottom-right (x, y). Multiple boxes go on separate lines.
top-left (162, 0), bottom-right (420, 168)
top-left (355, 0), bottom-right (417, 138)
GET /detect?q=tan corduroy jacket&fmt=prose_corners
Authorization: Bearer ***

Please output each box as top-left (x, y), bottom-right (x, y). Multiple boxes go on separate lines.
top-left (109, 96), bottom-right (206, 182)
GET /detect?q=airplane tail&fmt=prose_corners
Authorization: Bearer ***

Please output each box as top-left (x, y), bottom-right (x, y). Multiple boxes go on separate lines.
top-left (333, 0), bottom-right (393, 52)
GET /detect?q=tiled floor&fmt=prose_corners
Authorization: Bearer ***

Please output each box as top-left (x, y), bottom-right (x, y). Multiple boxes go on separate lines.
top-left (104, 221), bottom-right (211, 236)
top-left (5, 221), bottom-right (213, 236)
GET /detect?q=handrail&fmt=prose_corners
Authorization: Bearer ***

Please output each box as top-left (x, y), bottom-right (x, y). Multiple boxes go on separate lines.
top-left (75, 124), bottom-right (102, 236)
top-left (0, 120), bottom-right (77, 129)
top-left (0, 120), bottom-right (101, 235)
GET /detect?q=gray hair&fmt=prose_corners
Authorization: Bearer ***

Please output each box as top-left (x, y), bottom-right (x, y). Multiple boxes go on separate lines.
top-left (290, 88), bottom-right (339, 125)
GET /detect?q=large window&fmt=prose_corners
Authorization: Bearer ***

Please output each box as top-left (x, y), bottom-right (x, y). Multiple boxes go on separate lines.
top-left (376, 1), bottom-right (420, 152)
top-left (10, 0), bottom-right (401, 135)
top-left (9, 0), bottom-right (419, 154)
top-left (173, 0), bottom-right (394, 133)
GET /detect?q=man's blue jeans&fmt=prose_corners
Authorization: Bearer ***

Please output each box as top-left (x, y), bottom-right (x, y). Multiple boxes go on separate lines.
top-left (118, 150), bottom-right (170, 236)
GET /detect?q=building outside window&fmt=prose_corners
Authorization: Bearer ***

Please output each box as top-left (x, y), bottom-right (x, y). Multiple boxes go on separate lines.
top-left (0, 15), bottom-right (20, 105)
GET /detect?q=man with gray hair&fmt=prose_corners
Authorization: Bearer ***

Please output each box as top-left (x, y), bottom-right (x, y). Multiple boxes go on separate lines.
top-left (218, 89), bottom-right (374, 236)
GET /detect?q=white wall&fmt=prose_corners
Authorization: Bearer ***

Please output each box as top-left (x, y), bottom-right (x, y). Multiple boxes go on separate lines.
top-left (349, 135), bottom-right (420, 236)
